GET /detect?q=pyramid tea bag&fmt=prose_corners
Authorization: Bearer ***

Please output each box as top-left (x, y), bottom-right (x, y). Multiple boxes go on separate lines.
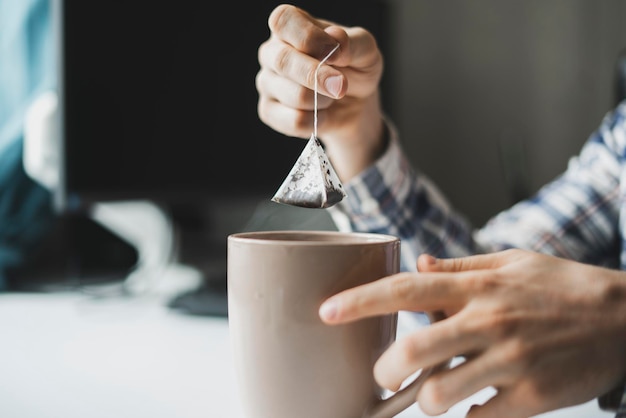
top-left (272, 133), bottom-right (346, 208)
top-left (271, 44), bottom-right (346, 209)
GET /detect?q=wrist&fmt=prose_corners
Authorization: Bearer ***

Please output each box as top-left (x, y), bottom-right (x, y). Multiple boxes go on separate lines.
top-left (324, 99), bottom-right (387, 182)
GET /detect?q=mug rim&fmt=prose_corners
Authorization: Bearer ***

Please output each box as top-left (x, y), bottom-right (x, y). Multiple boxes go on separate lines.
top-left (228, 230), bottom-right (399, 246)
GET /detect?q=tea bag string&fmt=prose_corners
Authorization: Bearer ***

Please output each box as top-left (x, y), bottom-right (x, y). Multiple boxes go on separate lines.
top-left (313, 43), bottom-right (340, 139)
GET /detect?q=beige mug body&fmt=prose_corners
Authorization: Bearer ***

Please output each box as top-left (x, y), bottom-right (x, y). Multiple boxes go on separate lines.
top-left (228, 230), bottom-right (432, 418)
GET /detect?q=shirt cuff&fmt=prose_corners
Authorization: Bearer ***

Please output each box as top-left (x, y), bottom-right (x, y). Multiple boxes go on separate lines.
top-left (333, 117), bottom-right (414, 220)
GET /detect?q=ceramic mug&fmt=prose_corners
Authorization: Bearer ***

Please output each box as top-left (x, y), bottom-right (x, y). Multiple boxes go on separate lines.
top-left (227, 230), bottom-right (444, 418)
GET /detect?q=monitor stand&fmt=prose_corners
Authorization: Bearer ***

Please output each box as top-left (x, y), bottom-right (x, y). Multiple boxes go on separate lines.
top-left (163, 201), bottom-right (230, 317)
top-left (90, 198), bottom-right (274, 318)
top-left (88, 198), bottom-right (340, 318)
top-left (162, 198), bottom-right (342, 318)
top-left (166, 273), bottom-right (228, 317)
top-left (163, 197), bottom-right (342, 317)
top-left (89, 200), bottom-right (217, 310)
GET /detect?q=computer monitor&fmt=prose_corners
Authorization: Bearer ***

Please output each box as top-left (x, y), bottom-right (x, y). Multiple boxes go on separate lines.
top-left (58, 1), bottom-right (289, 210)
top-left (56, 0), bottom-right (388, 210)
top-left (53, 0), bottom-right (389, 314)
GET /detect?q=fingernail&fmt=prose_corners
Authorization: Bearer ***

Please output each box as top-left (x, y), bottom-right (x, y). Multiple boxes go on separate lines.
top-left (319, 299), bottom-right (338, 321)
top-left (324, 75), bottom-right (342, 98)
top-left (424, 254), bottom-right (438, 265)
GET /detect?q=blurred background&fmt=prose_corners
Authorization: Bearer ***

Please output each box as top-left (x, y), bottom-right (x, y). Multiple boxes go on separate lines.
top-left (2, 2), bottom-right (625, 417)
top-left (384, 0), bottom-right (626, 226)
top-left (4, 0), bottom-right (626, 306)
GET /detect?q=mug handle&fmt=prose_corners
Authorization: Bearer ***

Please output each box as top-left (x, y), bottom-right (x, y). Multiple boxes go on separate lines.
top-left (364, 311), bottom-right (452, 418)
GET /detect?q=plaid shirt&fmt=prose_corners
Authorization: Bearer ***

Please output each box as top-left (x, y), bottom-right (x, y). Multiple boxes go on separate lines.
top-left (330, 103), bottom-right (626, 416)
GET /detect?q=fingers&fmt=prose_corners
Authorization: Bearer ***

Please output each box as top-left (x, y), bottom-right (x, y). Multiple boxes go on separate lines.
top-left (268, 4), bottom-right (374, 70)
top-left (263, 4), bottom-right (382, 98)
top-left (256, 66), bottom-right (335, 111)
top-left (256, 68), bottom-right (334, 138)
top-left (318, 272), bottom-right (469, 324)
top-left (466, 387), bottom-right (537, 418)
top-left (268, 5), bottom-right (343, 62)
top-left (257, 3), bottom-right (385, 146)
top-left (258, 37), bottom-right (346, 100)
top-left (373, 316), bottom-right (482, 391)
top-left (263, 5), bottom-right (349, 99)
top-left (416, 350), bottom-right (512, 416)
top-left (417, 249), bottom-right (524, 273)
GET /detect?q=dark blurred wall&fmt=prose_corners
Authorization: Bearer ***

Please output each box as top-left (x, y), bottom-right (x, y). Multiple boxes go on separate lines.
top-left (383, 0), bottom-right (626, 226)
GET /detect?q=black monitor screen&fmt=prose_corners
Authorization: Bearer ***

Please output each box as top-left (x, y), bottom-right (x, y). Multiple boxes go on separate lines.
top-left (57, 0), bottom-right (388, 211)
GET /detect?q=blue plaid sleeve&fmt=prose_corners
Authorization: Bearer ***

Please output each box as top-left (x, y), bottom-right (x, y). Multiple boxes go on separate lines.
top-left (474, 104), bottom-right (626, 268)
top-left (332, 105), bottom-right (626, 270)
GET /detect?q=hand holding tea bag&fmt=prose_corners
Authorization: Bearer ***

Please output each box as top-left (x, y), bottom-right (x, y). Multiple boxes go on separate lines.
top-left (272, 44), bottom-right (346, 209)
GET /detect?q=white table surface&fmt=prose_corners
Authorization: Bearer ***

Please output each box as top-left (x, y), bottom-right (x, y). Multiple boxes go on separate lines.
top-left (0, 291), bottom-right (613, 418)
